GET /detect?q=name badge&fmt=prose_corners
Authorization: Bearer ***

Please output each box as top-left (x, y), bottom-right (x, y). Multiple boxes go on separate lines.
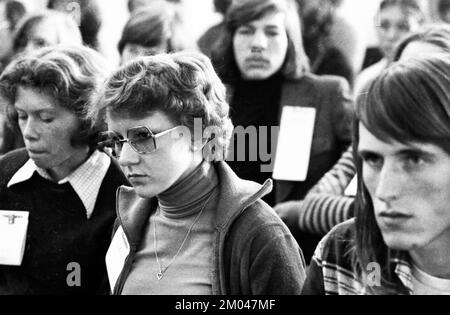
top-left (106, 226), bottom-right (130, 292)
top-left (0, 210), bottom-right (29, 266)
top-left (273, 106), bottom-right (316, 182)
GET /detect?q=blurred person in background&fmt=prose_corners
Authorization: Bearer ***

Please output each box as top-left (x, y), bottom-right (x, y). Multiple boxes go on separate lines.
top-left (297, 0), bottom-right (363, 87)
top-left (212, 0), bottom-right (353, 263)
top-left (0, 0), bottom-right (26, 72)
top-left (118, 0), bottom-right (195, 65)
top-left (13, 10), bottom-right (82, 54)
top-left (355, 0), bottom-right (425, 95)
top-left (198, 0), bottom-right (232, 58)
top-left (47, 0), bottom-right (102, 50)
top-left (0, 45), bottom-right (129, 294)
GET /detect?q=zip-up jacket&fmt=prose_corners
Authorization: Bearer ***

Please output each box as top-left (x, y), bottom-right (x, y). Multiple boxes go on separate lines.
top-left (108, 162), bottom-right (306, 295)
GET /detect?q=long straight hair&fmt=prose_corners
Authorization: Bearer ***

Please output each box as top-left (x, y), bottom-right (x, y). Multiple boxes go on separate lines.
top-left (212, 0), bottom-right (310, 83)
top-left (353, 54), bottom-right (450, 294)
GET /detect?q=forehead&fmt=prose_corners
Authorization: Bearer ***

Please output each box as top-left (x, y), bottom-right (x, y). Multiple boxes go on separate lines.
top-left (241, 10), bottom-right (286, 28)
top-left (358, 123), bottom-right (446, 155)
top-left (379, 5), bottom-right (418, 22)
top-left (107, 109), bottom-right (176, 134)
top-left (14, 86), bottom-right (59, 111)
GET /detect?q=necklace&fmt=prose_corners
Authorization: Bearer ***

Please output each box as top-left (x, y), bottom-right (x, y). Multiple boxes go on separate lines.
top-left (153, 192), bottom-right (214, 280)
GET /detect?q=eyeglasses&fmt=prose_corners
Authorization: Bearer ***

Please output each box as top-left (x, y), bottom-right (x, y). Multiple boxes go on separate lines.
top-left (98, 126), bottom-right (182, 158)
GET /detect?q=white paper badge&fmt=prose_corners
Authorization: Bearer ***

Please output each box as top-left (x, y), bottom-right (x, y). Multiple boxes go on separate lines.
top-left (106, 226), bottom-right (130, 292)
top-left (0, 210), bottom-right (29, 266)
top-left (273, 106), bottom-right (316, 182)
top-left (345, 176), bottom-right (358, 197)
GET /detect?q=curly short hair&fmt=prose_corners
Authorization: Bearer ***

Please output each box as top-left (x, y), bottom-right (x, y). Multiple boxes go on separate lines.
top-left (92, 51), bottom-right (234, 158)
top-left (0, 45), bottom-right (111, 149)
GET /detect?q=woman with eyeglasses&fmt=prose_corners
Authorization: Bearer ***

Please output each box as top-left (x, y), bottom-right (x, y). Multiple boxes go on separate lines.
top-left (0, 45), bottom-right (129, 294)
top-left (92, 51), bottom-right (306, 295)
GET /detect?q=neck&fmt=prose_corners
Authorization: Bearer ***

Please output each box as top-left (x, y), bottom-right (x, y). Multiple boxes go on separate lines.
top-left (158, 160), bottom-right (218, 219)
top-left (47, 146), bottom-right (90, 182)
top-left (409, 230), bottom-right (450, 279)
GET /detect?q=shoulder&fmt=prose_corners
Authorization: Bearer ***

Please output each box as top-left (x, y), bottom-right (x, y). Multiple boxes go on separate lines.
top-left (0, 149), bottom-right (29, 187)
top-left (286, 74), bottom-right (350, 100)
top-left (230, 200), bottom-right (295, 246)
top-left (315, 218), bottom-right (356, 265)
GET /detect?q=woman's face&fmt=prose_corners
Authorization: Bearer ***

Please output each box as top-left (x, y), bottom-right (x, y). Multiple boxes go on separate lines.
top-left (107, 110), bottom-right (202, 199)
top-left (20, 19), bottom-right (59, 53)
top-left (14, 86), bottom-right (89, 180)
top-left (233, 10), bottom-right (288, 80)
top-left (376, 5), bottom-right (422, 60)
top-left (358, 123), bottom-right (450, 254)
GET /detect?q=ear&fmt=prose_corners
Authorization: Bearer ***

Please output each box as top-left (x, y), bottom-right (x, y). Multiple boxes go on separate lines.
top-left (65, 2), bottom-right (81, 27)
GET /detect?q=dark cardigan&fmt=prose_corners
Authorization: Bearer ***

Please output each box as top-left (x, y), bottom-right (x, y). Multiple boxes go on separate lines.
top-left (0, 149), bottom-right (129, 295)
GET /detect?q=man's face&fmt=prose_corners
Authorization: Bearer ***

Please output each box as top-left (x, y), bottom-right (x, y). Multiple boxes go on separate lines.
top-left (358, 123), bottom-right (450, 253)
top-left (233, 11), bottom-right (288, 80)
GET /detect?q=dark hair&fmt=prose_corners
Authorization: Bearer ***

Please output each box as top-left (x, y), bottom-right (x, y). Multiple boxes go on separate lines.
top-left (353, 54), bottom-right (450, 293)
top-left (213, 0), bottom-right (232, 15)
top-left (0, 45), bottom-right (111, 149)
top-left (13, 10), bottom-right (82, 53)
top-left (438, 0), bottom-right (450, 17)
top-left (47, 0), bottom-right (103, 50)
top-left (118, 2), bottom-right (178, 55)
top-left (212, 0), bottom-right (310, 83)
top-left (92, 51), bottom-right (234, 157)
top-left (393, 24), bottom-right (450, 61)
top-left (5, 0), bottom-right (26, 31)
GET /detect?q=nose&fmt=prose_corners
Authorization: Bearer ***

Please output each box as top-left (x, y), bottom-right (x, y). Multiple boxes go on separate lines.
top-left (250, 30), bottom-right (268, 52)
top-left (374, 161), bottom-right (402, 203)
top-left (22, 118), bottom-right (39, 142)
top-left (118, 142), bottom-right (140, 167)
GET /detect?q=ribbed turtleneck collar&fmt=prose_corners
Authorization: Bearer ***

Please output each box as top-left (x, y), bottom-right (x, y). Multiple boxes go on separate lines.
top-left (157, 161), bottom-right (218, 219)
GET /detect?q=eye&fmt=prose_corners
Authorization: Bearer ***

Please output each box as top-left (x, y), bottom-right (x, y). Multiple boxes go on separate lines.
top-left (402, 153), bottom-right (426, 170)
top-left (236, 26), bottom-right (253, 35)
top-left (39, 114), bottom-right (54, 123)
top-left (17, 112), bottom-right (27, 121)
top-left (360, 152), bottom-right (384, 170)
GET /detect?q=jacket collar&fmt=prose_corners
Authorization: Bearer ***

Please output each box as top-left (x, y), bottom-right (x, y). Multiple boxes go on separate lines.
top-left (116, 161), bottom-right (273, 246)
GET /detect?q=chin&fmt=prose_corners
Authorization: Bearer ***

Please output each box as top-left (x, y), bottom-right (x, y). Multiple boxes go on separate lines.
top-left (243, 70), bottom-right (272, 80)
top-left (382, 233), bottom-right (417, 251)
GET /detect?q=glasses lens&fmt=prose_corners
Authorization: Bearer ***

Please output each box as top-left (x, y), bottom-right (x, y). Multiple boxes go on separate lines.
top-left (98, 131), bottom-right (122, 158)
top-left (128, 127), bottom-right (156, 154)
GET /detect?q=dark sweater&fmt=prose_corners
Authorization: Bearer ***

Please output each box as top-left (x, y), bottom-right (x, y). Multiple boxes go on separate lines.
top-left (0, 149), bottom-right (129, 295)
top-left (227, 74), bottom-right (283, 206)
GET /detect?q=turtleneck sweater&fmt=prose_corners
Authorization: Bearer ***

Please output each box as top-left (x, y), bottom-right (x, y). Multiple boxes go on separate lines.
top-left (121, 161), bottom-right (219, 295)
top-left (227, 74), bottom-right (283, 206)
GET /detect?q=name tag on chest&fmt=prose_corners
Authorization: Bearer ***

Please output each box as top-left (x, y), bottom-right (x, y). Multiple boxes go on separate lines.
top-left (0, 210), bottom-right (29, 266)
top-left (106, 226), bottom-right (131, 292)
top-left (273, 106), bottom-right (316, 182)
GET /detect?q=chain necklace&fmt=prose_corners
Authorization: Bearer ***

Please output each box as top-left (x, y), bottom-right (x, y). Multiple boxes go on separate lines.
top-left (153, 192), bottom-right (214, 281)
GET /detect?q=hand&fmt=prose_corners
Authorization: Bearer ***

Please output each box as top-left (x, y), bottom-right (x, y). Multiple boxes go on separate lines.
top-left (274, 201), bottom-right (302, 231)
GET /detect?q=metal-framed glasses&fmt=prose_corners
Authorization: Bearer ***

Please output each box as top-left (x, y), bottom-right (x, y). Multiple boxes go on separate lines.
top-left (98, 126), bottom-right (181, 158)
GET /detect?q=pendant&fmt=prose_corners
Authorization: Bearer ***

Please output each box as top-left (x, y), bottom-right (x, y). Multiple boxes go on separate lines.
top-left (157, 271), bottom-right (164, 280)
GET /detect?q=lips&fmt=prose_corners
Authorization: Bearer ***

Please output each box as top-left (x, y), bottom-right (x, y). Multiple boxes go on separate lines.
top-left (28, 149), bottom-right (47, 155)
top-left (245, 56), bottom-right (270, 67)
top-left (378, 211), bottom-right (413, 227)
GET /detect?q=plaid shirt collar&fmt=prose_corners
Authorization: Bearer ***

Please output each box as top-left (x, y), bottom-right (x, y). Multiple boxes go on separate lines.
top-left (390, 251), bottom-right (415, 295)
top-left (7, 150), bottom-right (111, 219)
